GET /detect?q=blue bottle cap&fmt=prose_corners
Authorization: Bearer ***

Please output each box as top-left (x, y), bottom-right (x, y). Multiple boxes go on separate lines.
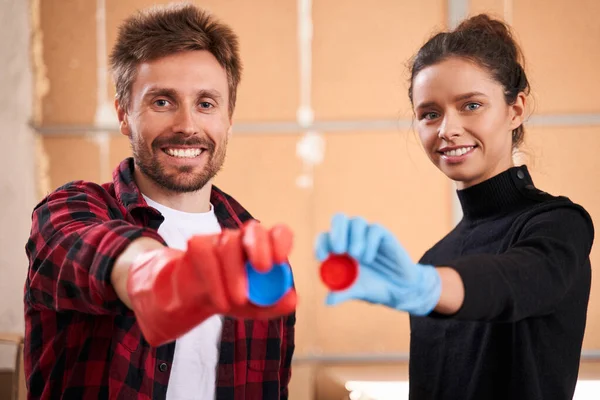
top-left (246, 261), bottom-right (293, 307)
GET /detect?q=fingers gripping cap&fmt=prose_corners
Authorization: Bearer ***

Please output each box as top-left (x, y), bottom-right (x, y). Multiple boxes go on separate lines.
top-left (320, 254), bottom-right (358, 291)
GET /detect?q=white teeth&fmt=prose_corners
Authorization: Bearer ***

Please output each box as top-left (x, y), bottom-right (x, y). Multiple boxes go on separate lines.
top-left (165, 148), bottom-right (202, 158)
top-left (443, 146), bottom-right (473, 157)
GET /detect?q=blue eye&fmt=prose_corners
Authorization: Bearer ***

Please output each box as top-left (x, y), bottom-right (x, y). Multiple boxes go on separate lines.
top-left (199, 102), bottom-right (214, 109)
top-left (465, 103), bottom-right (481, 111)
top-left (154, 99), bottom-right (170, 107)
top-left (422, 112), bottom-right (439, 121)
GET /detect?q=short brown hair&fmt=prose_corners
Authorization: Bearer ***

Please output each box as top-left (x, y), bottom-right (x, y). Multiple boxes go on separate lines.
top-left (110, 2), bottom-right (242, 117)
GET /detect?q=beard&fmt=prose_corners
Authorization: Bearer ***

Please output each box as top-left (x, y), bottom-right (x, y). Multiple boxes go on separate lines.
top-left (131, 132), bottom-right (227, 193)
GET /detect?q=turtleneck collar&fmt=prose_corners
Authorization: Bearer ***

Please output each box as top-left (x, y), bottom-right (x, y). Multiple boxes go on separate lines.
top-left (456, 165), bottom-right (535, 220)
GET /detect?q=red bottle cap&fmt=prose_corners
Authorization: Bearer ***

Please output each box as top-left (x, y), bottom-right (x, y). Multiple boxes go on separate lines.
top-left (319, 254), bottom-right (358, 291)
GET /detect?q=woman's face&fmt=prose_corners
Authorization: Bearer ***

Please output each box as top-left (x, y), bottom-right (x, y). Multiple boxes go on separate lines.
top-left (411, 57), bottom-right (525, 189)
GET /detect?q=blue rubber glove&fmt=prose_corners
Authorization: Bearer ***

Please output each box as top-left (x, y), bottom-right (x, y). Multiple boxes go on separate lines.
top-left (315, 213), bottom-right (442, 316)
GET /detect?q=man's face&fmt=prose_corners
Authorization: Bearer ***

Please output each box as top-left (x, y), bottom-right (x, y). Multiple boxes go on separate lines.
top-left (118, 50), bottom-right (231, 193)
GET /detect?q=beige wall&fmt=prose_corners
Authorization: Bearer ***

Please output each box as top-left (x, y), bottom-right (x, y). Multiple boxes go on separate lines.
top-left (5, 0), bottom-right (599, 397)
top-left (0, 0), bottom-right (37, 369)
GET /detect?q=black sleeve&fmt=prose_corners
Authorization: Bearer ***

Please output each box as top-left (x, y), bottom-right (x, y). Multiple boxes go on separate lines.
top-left (449, 205), bottom-right (594, 322)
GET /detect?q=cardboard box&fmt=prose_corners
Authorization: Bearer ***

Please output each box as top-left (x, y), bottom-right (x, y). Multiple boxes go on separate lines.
top-left (0, 333), bottom-right (26, 400)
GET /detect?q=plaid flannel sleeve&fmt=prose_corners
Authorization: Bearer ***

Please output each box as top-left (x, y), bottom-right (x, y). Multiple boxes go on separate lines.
top-left (279, 311), bottom-right (296, 399)
top-left (25, 181), bottom-right (165, 315)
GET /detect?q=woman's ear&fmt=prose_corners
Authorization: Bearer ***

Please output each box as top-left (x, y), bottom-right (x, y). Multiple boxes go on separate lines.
top-left (509, 92), bottom-right (527, 131)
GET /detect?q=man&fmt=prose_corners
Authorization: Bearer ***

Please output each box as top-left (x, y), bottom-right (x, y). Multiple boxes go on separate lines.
top-left (24, 3), bottom-right (296, 399)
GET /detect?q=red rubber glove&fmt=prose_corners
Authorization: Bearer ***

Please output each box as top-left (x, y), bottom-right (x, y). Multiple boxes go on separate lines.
top-left (126, 220), bottom-right (297, 346)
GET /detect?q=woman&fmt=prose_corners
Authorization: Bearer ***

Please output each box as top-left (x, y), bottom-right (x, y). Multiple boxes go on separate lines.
top-left (315, 14), bottom-right (594, 400)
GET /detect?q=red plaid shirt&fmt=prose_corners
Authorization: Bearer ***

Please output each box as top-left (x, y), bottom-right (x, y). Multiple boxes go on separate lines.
top-left (24, 158), bottom-right (295, 400)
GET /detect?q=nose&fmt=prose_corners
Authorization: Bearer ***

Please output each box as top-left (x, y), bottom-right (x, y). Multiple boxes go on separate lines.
top-left (172, 107), bottom-right (199, 137)
top-left (438, 112), bottom-right (462, 141)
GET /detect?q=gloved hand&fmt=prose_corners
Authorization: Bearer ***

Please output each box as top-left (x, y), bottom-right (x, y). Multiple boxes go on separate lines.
top-left (315, 213), bottom-right (441, 316)
top-left (127, 220), bottom-right (297, 346)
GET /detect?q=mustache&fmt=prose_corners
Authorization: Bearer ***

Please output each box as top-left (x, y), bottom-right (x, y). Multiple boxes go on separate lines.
top-left (152, 135), bottom-right (216, 152)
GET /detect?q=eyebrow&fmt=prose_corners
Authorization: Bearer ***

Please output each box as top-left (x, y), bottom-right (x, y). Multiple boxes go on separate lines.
top-left (143, 87), bottom-right (224, 103)
top-left (453, 91), bottom-right (487, 102)
top-left (415, 91), bottom-right (488, 111)
top-left (196, 89), bottom-right (223, 103)
top-left (143, 87), bottom-right (177, 100)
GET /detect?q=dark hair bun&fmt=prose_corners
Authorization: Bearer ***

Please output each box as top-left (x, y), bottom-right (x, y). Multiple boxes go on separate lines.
top-left (455, 14), bottom-right (520, 62)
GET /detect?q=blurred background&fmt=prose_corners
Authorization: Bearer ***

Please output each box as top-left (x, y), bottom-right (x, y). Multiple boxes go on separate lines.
top-left (1, 0), bottom-right (599, 399)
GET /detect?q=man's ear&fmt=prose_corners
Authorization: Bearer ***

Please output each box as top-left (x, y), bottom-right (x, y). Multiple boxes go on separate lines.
top-left (115, 98), bottom-right (130, 137)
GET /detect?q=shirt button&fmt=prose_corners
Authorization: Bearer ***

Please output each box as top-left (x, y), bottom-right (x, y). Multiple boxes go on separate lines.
top-left (516, 170), bottom-right (525, 179)
top-left (159, 363), bottom-right (168, 372)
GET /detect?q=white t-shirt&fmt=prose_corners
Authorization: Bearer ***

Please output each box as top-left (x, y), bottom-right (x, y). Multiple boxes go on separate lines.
top-left (143, 195), bottom-right (223, 400)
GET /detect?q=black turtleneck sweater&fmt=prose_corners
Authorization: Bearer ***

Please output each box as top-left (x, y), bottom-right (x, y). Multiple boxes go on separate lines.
top-left (409, 166), bottom-right (594, 400)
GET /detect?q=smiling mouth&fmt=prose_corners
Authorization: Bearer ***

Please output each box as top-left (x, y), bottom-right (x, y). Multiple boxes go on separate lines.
top-left (439, 145), bottom-right (476, 157)
top-left (163, 147), bottom-right (205, 158)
